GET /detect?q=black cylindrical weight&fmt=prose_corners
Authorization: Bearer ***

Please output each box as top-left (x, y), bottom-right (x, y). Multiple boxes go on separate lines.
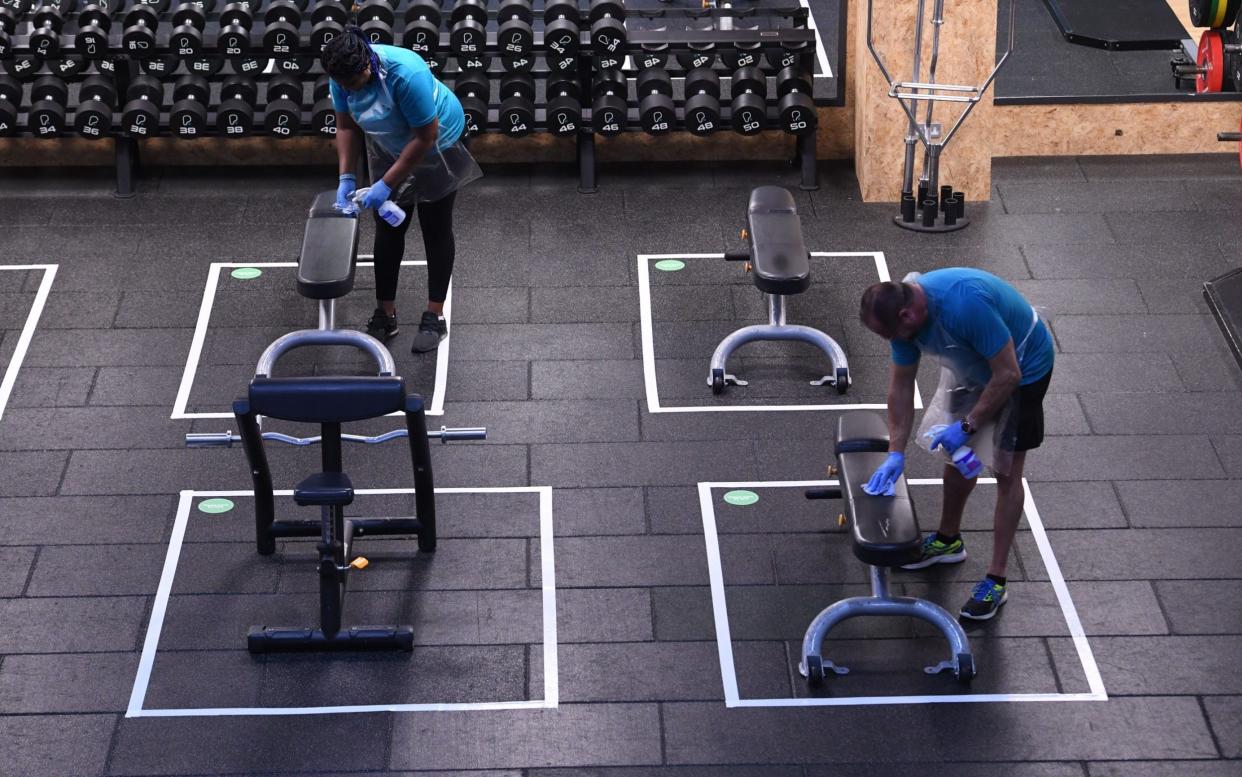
top-left (545, 75), bottom-right (580, 137)
top-left (592, 68), bottom-right (626, 136)
top-left (74, 73), bottom-right (116, 138)
top-left (453, 69), bottom-right (487, 136)
top-left (921, 198), bottom-right (936, 227)
top-left (29, 74), bottom-right (68, 136)
top-left (121, 72), bottom-right (162, 136)
top-left (498, 71), bottom-right (534, 137)
top-left (450, 0), bottom-right (486, 58)
top-left (217, 74), bottom-right (257, 135)
top-left (170, 73), bottom-right (209, 137)
top-left (900, 193), bottom-right (916, 222)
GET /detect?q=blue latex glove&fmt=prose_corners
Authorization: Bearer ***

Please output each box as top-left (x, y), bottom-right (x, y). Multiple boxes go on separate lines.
top-left (358, 179), bottom-right (392, 211)
top-left (926, 422), bottom-right (970, 455)
top-left (863, 452), bottom-right (904, 497)
top-left (335, 173), bottom-right (357, 213)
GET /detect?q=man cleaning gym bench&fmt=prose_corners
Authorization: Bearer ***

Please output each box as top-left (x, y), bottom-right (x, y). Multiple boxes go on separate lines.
top-left (858, 268), bottom-right (1055, 621)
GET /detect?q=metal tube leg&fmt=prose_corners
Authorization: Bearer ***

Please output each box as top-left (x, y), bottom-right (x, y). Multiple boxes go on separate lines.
top-left (797, 134), bottom-right (819, 191)
top-left (319, 299), bottom-right (336, 330)
top-left (577, 133), bottom-right (597, 194)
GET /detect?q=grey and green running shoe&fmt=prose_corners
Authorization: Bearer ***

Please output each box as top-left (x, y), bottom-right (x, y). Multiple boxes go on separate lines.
top-left (961, 577), bottom-right (1008, 621)
top-left (900, 533), bottom-right (967, 570)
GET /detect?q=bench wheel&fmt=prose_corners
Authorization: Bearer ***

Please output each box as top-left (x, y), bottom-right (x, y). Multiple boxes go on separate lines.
top-left (835, 367), bottom-right (849, 395)
top-left (711, 368), bottom-right (725, 395)
top-left (805, 654), bottom-right (825, 687)
top-left (955, 653), bottom-right (975, 685)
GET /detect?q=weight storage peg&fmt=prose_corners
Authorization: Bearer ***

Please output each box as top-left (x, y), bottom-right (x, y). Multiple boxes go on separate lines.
top-left (498, 70), bottom-right (533, 136)
top-left (76, 0), bottom-right (127, 58)
top-left (263, 0), bottom-right (307, 55)
top-left (730, 65), bottom-right (766, 135)
top-left (263, 72), bottom-right (301, 136)
top-left (74, 72), bottom-right (116, 137)
top-left (217, 73), bottom-right (256, 134)
top-left (402, 0), bottom-right (441, 58)
top-left (591, 66), bottom-right (626, 136)
top-left (452, 68), bottom-right (487, 135)
top-left (683, 66), bottom-right (719, 136)
top-left (545, 73), bottom-right (580, 137)
top-left (776, 65), bottom-right (815, 135)
top-left (310, 73), bottom-right (334, 135)
top-left (170, 0), bottom-right (214, 57)
top-left (588, 0), bottom-right (625, 57)
top-left (496, 0), bottom-right (532, 59)
top-left (120, 72), bottom-right (161, 136)
top-left (170, 72), bottom-right (209, 137)
top-left (636, 66), bottom-right (673, 135)
top-left (450, 0), bottom-right (486, 59)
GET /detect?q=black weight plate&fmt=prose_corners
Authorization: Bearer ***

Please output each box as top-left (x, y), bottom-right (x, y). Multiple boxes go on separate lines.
top-left (3, 54), bottom-right (44, 80)
top-left (49, 54), bottom-right (86, 77)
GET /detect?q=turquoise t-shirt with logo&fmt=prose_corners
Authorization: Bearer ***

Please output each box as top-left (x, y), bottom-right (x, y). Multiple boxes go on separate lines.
top-left (890, 268), bottom-right (1054, 385)
top-left (329, 44), bottom-right (464, 152)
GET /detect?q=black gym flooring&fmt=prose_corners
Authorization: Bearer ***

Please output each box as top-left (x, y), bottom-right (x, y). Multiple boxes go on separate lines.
top-left (1, 154), bottom-right (1242, 775)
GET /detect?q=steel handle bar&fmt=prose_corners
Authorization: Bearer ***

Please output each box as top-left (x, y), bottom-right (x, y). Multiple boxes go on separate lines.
top-left (186, 426), bottom-right (487, 448)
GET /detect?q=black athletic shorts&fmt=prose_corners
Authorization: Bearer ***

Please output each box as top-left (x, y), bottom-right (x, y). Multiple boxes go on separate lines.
top-left (947, 367), bottom-right (1053, 453)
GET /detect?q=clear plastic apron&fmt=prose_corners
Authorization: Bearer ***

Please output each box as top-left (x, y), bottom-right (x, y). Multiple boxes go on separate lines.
top-left (912, 285), bottom-right (1044, 477)
top-left (353, 57), bottom-right (482, 206)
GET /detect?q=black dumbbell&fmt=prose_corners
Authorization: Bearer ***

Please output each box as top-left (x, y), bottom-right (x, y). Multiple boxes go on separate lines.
top-left (169, 73), bottom-right (208, 137)
top-left (496, 0), bottom-right (532, 59)
top-left (635, 66), bottom-right (672, 135)
top-left (636, 41), bottom-right (667, 70)
top-left (185, 55), bottom-right (225, 75)
top-left (0, 73), bottom-right (18, 135)
top-left (452, 68), bottom-right (486, 136)
top-left (683, 66), bottom-right (719, 136)
top-left (229, 53), bottom-right (269, 74)
top-left (50, 53), bottom-right (87, 76)
top-left (588, 0), bottom-right (624, 57)
top-left (730, 65), bottom-right (765, 135)
top-left (497, 70), bottom-right (533, 137)
top-left (218, 0), bottom-right (258, 57)
top-left (776, 66), bottom-right (814, 135)
top-left (722, 31), bottom-right (762, 71)
top-left (120, 72), bottom-right (161, 136)
top-left (28, 74), bottom-right (67, 135)
top-left (263, 0), bottom-right (305, 54)
top-left (75, 0), bottom-right (126, 58)
top-left (770, 40), bottom-right (809, 73)
top-left (449, 0), bottom-right (485, 59)
top-left (139, 53), bottom-right (179, 74)
top-left (263, 73), bottom-right (301, 136)
top-left (356, 0), bottom-right (393, 44)
top-left (29, 0), bottom-right (73, 59)
top-left (170, 0), bottom-right (213, 57)
top-left (675, 21), bottom-right (713, 70)
top-left (500, 51), bottom-right (533, 72)
top-left (309, 0), bottom-right (345, 51)
top-left (0, 0), bottom-right (32, 60)
top-left (217, 73), bottom-right (256, 134)
top-left (402, 0), bottom-right (440, 57)
top-left (542, 0), bottom-right (578, 59)
top-left (74, 72), bottom-right (116, 137)
top-left (591, 67), bottom-right (625, 136)
top-left (121, 0), bottom-right (160, 53)
top-left (310, 72), bottom-right (335, 135)
top-left (545, 73), bottom-right (579, 137)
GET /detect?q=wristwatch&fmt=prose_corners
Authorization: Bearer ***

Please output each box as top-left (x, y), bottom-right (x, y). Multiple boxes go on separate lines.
top-left (960, 418), bottom-right (975, 435)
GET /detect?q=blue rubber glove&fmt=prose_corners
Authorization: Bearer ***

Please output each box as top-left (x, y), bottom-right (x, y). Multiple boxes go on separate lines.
top-left (335, 173), bottom-right (357, 213)
top-left (358, 179), bottom-right (392, 211)
top-left (863, 452), bottom-right (904, 497)
top-left (926, 422), bottom-right (970, 455)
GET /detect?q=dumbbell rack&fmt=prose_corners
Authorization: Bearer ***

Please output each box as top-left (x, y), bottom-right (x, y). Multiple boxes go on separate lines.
top-left (0, 0), bottom-right (830, 194)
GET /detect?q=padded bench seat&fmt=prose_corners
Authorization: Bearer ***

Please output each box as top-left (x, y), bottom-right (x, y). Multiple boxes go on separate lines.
top-left (294, 471), bottom-right (354, 507)
top-left (834, 412), bottom-right (923, 567)
top-left (745, 186), bottom-right (811, 296)
top-left (297, 190), bottom-right (359, 301)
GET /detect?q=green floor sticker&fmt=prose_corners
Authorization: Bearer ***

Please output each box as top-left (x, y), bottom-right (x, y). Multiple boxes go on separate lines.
top-left (230, 267), bottom-right (262, 280)
top-left (723, 490), bottom-right (759, 506)
top-left (654, 259), bottom-right (686, 272)
top-left (198, 498), bottom-right (235, 514)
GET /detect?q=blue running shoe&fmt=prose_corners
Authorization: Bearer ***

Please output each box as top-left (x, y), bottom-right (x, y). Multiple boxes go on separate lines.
top-left (961, 577), bottom-right (1008, 621)
top-left (900, 533), bottom-right (967, 570)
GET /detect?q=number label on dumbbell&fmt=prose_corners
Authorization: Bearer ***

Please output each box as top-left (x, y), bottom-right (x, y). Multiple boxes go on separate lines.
top-left (240, 59), bottom-right (260, 72)
top-left (81, 115), bottom-right (101, 137)
top-left (273, 33), bottom-right (290, 53)
top-left (179, 115), bottom-right (198, 136)
top-left (37, 114), bottom-right (57, 136)
top-left (741, 110), bottom-right (759, 132)
top-left (693, 111), bottom-right (714, 133)
top-left (549, 33), bottom-right (574, 56)
top-left (129, 114), bottom-right (149, 135)
top-left (227, 114), bottom-right (245, 134)
top-left (318, 113), bottom-right (335, 135)
top-left (272, 114), bottom-right (291, 135)
top-left (787, 109), bottom-right (806, 133)
top-left (649, 110), bottom-right (667, 132)
top-left (504, 33), bottom-right (524, 54)
top-left (459, 31), bottom-right (477, 52)
top-left (596, 32), bottom-right (618, 52)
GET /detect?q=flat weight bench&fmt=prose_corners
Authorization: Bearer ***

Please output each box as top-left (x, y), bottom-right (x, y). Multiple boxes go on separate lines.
top-left (298, 190), bottom-right (359, 330)
top-left (799, 411), bottom-right (975, 685)
top-left (708, 186), bottom-right (850, 395)
top-left (186, 329), bottom-right (486, 654)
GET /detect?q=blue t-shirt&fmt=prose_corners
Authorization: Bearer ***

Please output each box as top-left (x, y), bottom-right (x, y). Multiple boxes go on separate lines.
top-left (890, 268), bottom-right (1054, 385)
top-left (329, 45), bottom-right (464, 152)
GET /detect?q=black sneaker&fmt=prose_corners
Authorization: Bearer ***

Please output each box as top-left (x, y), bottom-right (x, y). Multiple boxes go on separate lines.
top-left (960, 577), bottom-right (1008, 621)
top-left (365, 308), bottom-right (399, 341)
top-left (411, 310), bottom-right (448, 353)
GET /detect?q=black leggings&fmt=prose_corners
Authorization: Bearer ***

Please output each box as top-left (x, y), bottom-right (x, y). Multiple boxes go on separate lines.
top-left (372, 190), bottom-right (456, 304)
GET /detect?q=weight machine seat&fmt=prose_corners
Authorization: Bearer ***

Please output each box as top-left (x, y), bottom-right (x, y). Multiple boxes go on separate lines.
top-left (834, 412), bottom-right (923, 568)
top-left (246, 376), bottom-right (407, 423)
top-left (745, 186), bottom-right (811, 297)
top-left (294, 471), bottom-right (354, 507)
top-left (297, 190), bottom-right (359, 301)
